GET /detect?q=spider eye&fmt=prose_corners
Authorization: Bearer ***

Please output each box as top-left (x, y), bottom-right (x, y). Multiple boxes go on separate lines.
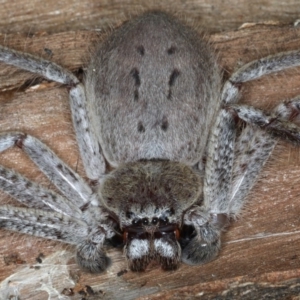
top-left (132, 219), bottom-right (142, 226)
top-left (126, 211), bottom-right (134, 219)
top-left (159, 216), bottom-right (169, 225)
top-left (142, 218), bottom-right (149, 225)
top-left (152, 217), bottom-right (158, 225)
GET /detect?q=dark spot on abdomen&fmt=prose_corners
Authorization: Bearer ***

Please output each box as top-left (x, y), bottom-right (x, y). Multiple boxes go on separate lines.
top-left (130, 68), bottom-right (141, 101)
top-left (161, 115), bottom-right (169, 131)
top-left (167, 46), bottom-right (176, 55)
top-left (136, 45), bottom-right (145, 56)
top-left (130, 68), bottom-right (141, 87)
top-left (169, 69), bottom-right (180, 87)
top-left (167, 69), bottom-right (180, 100)
top-left (137, 121), bottom-right (145, 133)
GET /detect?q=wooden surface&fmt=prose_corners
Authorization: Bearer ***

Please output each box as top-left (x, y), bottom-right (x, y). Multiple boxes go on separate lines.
top-left (1, 0), bottom-right (300, 34)
top-left (1, 1), bottom-right (300, 299)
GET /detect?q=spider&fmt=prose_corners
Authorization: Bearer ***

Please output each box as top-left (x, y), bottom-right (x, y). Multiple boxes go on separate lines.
top-left (0, 11), bottom-right (300, 273)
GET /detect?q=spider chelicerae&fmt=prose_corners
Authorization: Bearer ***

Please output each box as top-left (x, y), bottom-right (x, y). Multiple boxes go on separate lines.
top-left (0, 11), bottom-right (300, 272)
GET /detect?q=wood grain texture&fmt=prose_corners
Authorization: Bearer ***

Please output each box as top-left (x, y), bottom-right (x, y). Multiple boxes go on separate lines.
top-left (1, 1), bottom-right (300, 299)
top-left (1, 0), bottom-right (300, 34)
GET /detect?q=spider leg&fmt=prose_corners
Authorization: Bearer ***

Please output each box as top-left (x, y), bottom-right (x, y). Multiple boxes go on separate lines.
top-left (222, 50), bottom-right (300, 104)
top-left (0, 204), bottom-right (111, 272)
top-left (194, 50), bottom-right (300, 218)
top-left (0, 132), bottom-right (94, 207)
top-left (0, 46), bottom-right (116, 273)
top-left (213, 50), bottom-right (300, 205)
top-left (0, 45), bottom-right (106, 180)
top-left (228, 127), bottom-right (275, 213)
top-left (228, 95), bottom-right (300, 213)
top-left (0, 205), bottom-right (87, 243)
top-left (228, 103), bottom-right (300, 144)
top-left (182, 107), bottom-right (236, 264)
top-left (182, 51), bottom-right (300, 265)
top-left (221, 51), bottom-right (300, 212)
top-left (0, 165), bottom-right (82, 217)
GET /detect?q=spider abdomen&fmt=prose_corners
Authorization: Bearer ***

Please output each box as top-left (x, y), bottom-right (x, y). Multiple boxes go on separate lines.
top-left (85, 11), bottom-right (221, 166)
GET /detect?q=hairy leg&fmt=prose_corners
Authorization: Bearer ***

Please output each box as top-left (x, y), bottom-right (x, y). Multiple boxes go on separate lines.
top-left (0, 132), bottom-right (93, 207)
top-left (0, 45), bottom-right (106, 180)
top-left (182, 51), bottom-right (300, 265)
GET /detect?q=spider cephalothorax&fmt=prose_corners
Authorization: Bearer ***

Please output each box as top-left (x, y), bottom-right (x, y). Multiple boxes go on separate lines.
top-left (99, 160), bottom-right (202, 270)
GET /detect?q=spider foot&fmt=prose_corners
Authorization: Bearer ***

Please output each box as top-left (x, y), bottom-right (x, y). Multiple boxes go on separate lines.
top-left (76, 241), bottom-right (111, 273)
top-left (181, 222), bottom-right (221, 265)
